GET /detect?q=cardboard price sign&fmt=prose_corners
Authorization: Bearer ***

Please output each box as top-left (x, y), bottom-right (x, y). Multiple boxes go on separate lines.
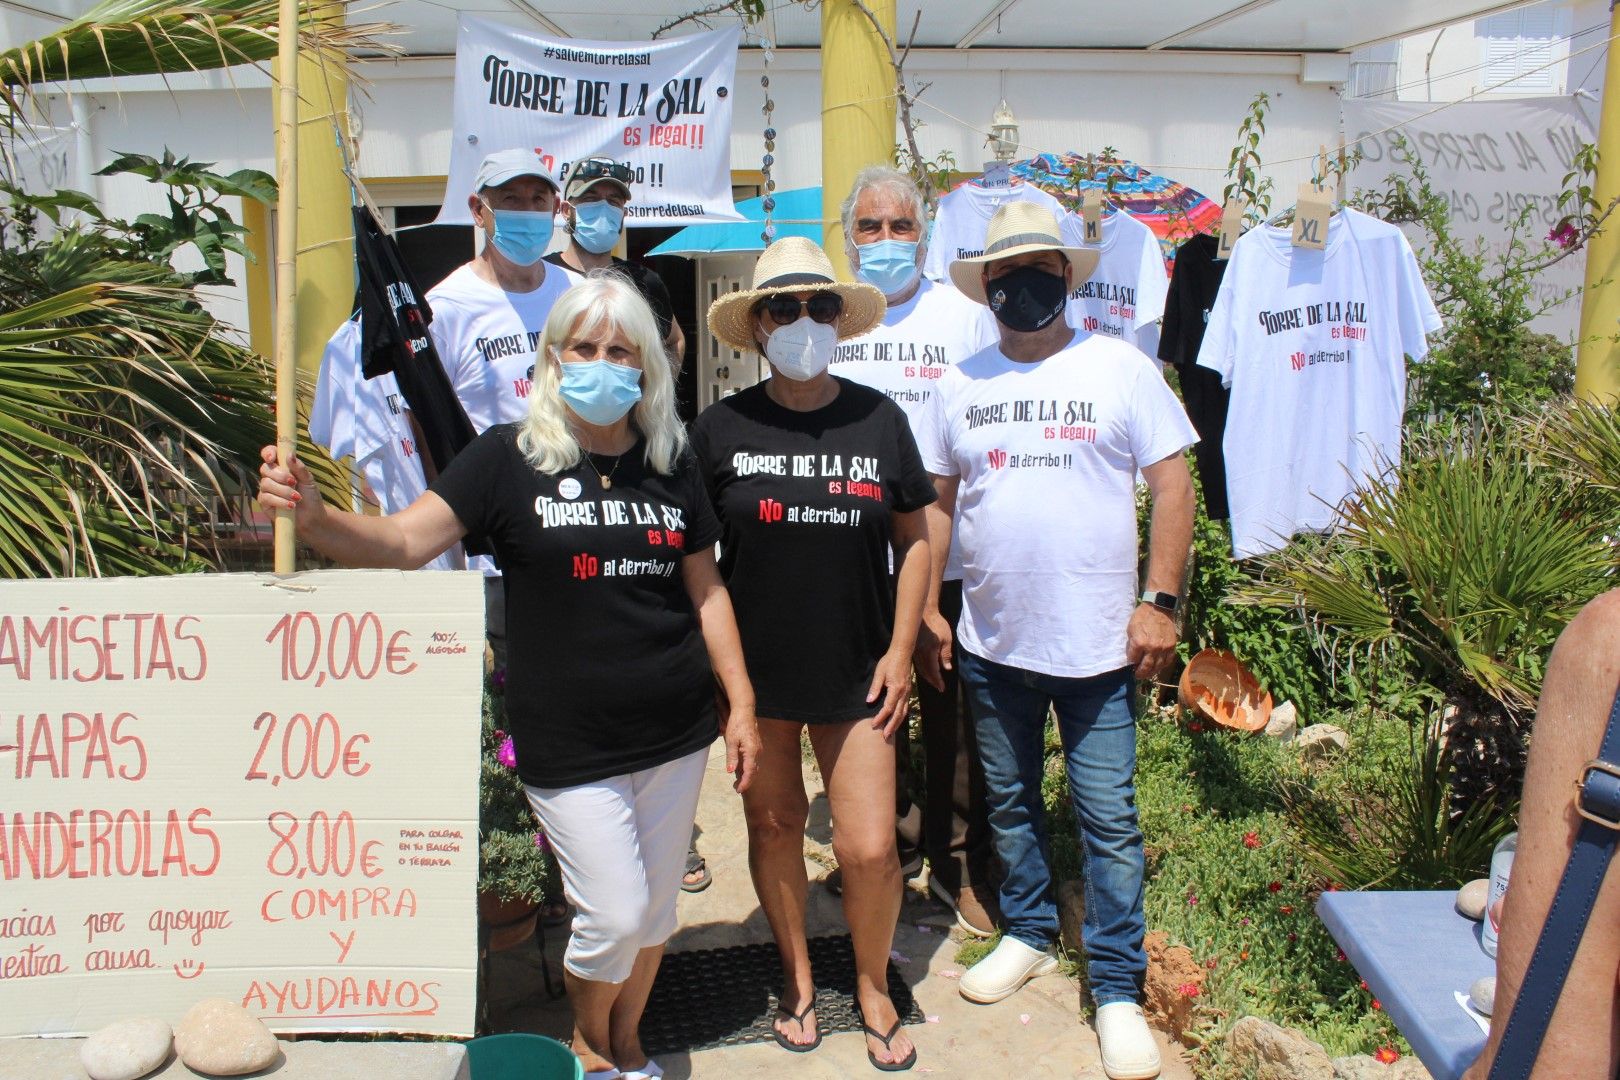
top-left (0, 571), bottom-right (485, 1037)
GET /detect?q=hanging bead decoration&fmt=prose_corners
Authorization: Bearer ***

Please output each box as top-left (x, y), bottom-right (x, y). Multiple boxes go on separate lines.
top-left (760, 35), bottom-right (777, 246)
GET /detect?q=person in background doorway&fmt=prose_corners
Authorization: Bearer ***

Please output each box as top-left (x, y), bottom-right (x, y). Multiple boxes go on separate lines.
top-left (547, 156), bottom-right (686, 371)
top-left (259, 273), bottom-right (760, 1080)
top-left (919, 202), bottom-right (1196, 1080)
top-left (691, 237), bottom-right (930, 1071)
top-left (426, 148), bottom-right (581, 672)
top-left (827, 165), bottom-right (1001, 939)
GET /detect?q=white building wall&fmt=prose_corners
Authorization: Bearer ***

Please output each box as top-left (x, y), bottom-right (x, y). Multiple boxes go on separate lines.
top-left (1394, 0), bottom-right (1607, 101)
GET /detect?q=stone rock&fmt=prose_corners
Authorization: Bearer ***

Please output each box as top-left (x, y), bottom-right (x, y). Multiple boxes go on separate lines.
top-left (174, 999), bottom-right (280, 1076)
top-left (80, 1017), bottom-right (172, 1080)
top-left (1142, 930), bottom-right (1204, 1045)
top-left (1456, 879), bottom-right (1489, 921)
top-left (1470, 975), bottom-right (1497, 1016)
top-left (1265, 701), bottom-right (1299, 741)
top-left (1332, 1055), bottom-right (1387, 1080)
top-left (1057, 879), bottom-right (1086, 957)
top-left (1388, 1058), bottom-right (1434, 1079)
top-left (1227, 1015), bottom-right (1336, 1080)
top-left (1296, 723), bottom-right (1349, 761)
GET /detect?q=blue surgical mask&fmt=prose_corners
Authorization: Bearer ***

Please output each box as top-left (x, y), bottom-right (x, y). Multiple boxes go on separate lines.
top-left (559, 359), bottom-right (642, 426)
top-left (855, 238), bottom-right (921, 297)
top-left (572, 202), bottom-right (625, 255)
top-left (486, 207), bottom-right (555, 266)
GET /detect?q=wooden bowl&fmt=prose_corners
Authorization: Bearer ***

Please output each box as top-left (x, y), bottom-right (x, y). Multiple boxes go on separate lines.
top-left (1178, 648), bottom-right (1273, 733)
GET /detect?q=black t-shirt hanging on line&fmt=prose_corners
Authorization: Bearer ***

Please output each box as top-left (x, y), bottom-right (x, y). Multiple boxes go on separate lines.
top-left (1159, 232), bottom-right (1234, 520)
top-left (689, 378), bottom-right (937, 723)
top-left (430, 426), bottom-right (722, 788)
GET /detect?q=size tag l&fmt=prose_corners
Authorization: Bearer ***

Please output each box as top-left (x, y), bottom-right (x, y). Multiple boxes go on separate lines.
top-left (1292, 182), bottom-right (1333, 250)
top-left (1216, 198), bottom-right (1246, 260)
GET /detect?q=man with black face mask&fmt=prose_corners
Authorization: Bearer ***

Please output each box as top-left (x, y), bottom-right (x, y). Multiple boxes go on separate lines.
top-left (916, 202), bottom-right (1197, 1080)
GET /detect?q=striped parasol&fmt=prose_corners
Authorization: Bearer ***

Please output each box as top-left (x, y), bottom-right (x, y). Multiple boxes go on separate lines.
top-left (1009, 154), bottom-right (1221, 264)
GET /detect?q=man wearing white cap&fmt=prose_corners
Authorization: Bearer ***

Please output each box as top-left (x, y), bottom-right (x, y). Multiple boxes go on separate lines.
top-left (916, 201), bottom-right (1196, 1080)
top-left (827, 165), bottom-right (1001, 939)
top-left (426, 147), bottom-right (581, 667)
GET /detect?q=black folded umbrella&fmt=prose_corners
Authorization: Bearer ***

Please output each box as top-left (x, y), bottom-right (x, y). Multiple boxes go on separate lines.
top-left (351, 205), bottom-right (477, 477)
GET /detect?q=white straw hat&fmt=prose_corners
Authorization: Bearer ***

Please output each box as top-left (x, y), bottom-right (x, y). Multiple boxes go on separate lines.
top-left (707, 236), bottom-right (887, 354)
top-left (948, 201), bottom-right (1100, 305)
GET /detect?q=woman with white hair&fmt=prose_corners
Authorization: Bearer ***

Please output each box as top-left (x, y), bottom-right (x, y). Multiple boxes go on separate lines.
top-left (256, 270), bottom-right (760, 1080)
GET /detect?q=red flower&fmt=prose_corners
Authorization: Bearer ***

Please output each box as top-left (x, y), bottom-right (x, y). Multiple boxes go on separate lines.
top-left (1359, 980), bottom-right (1369, 991)
top-left (1268, 881), bottom-right (1283, 893)
top-left (1242, 831), bottom-right (1260, 849)
top-left (1205, 957), bottom-right (1219, 970)
top-left (1177, 982), bottom-right (1201, 998)
top-left (1279, 904), bottom-right (1295, 915)
top-left (1372, 999), bottom-right (1382, 1011)
top-left (1374, 1046), bottom-right (1400, 1064)
top-left (1287, 932), bottom-right (1297, 942)
top-left (1336, 949), bottom-right (1347, 962)
top-left (1188, 721), bottom-right (1204, 732)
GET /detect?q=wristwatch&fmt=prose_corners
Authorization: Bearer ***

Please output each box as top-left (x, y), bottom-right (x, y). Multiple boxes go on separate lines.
top-left (1140, 590), bottom-right (1180, 615)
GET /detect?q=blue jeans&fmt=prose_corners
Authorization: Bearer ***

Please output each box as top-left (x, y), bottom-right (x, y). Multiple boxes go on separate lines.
top-left (957, 650), bottom-right (1146, 1006)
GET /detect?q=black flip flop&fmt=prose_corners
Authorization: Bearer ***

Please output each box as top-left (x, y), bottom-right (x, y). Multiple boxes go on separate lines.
top-left (863, 1019), bottom-right (917, 1072)
top-left (771, 992), bottom-right (821, 1053)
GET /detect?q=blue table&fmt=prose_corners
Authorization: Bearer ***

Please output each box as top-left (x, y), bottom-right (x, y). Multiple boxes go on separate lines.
top-left (1317, 890), bottom-right (1492, 1080)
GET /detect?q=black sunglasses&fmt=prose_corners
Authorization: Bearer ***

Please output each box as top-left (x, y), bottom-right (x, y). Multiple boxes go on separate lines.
top-left (761, 292), bottom-right (844, 326)
top-left (570, 158), bottom-right (635, 185)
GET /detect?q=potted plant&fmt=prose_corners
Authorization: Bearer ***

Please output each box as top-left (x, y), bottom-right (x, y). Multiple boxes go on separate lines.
top-left (479, 673), bottom-right (555, 950)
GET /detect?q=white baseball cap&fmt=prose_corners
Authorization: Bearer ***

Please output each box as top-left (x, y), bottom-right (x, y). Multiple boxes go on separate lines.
top-left (474, 148), bottom-right (560, 193)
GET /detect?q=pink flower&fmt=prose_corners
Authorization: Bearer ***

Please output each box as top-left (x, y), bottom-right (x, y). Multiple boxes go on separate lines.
top-left (534, 831), bottom-right (550, 853)
top-left (497, 736), bottom-right (517, 769)
top-left (1548, 221), bottom-right (1578, 249)
top-left (1187, 892), bottom-right (1198, 906)
top-left (1177, 982), bottom-right (1201, 998)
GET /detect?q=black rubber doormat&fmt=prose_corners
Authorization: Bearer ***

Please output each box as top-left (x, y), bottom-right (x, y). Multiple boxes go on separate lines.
top-left (639, 934), bottom-right (923, 1054)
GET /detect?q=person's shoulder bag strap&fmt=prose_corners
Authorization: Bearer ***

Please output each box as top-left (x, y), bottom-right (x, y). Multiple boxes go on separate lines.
top-left (1488, 680), bottom-right (1620, 1080)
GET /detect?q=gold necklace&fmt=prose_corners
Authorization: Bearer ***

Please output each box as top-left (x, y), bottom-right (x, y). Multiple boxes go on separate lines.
top-left (581, 448), bottom-right (622, 490)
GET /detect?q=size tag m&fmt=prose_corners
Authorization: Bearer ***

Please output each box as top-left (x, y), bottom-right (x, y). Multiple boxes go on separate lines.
top-left (1078, 191), bottom-right (1103, 243)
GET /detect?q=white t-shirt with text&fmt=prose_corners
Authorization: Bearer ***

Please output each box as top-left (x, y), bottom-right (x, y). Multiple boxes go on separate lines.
top-left (833, 277), bottom-right (998, 580)
top-left (427, 261), bottom-right (580, 574)
top-left (918, 335), bottom-right (1197, 678)
top-left (923, 182), bottom-right (1069, 283)
top-left (1059, 209), bottom-right (1168, 358)
top-left (1196, 208), bottom-right (1441, 559)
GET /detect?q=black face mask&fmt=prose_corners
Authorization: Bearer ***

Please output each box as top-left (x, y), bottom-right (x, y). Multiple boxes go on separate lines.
top-left (986, 265), bottom-right (1068, 332)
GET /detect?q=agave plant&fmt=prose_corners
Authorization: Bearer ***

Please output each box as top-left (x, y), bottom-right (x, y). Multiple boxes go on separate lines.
top-left (1239, 412), bottom-right (1616, 805)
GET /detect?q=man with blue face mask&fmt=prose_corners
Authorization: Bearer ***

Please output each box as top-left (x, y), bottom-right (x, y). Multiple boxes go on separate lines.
top-left (823, 166), bottom-right (1000, 940)
top-left (426, 147), bottom-right (582, 670)
top-left (546, 157), bottom-right (685, 373)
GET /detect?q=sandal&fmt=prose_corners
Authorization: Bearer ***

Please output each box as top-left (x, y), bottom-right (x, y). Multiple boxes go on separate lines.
top-left (863, 1018), bottom-right (917, 1072)
top-left (771, 991), bottom-right (821, 1053)
top-left (540, 899), bottom-right (571, 927)
top-left (680, 845), bottom-right (712, 893)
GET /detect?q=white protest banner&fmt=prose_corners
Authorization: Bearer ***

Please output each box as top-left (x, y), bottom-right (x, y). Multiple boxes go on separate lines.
top-left (1345, 96), bottom-right (1595, 343)
top-left (0, 570), bottom-right (484, 1037)
top-left (437, 20), bottom-right (744, 226)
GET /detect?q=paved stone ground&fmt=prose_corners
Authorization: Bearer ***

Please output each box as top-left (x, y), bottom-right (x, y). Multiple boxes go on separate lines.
top-left (487, 740), bottom-right (1195, 1078)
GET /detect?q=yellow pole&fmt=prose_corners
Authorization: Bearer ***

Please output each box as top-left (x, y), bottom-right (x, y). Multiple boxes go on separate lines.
top-left (1574, 3), bottom-right (1620, 404)
top-left (820, 0), bottom-right (895, 280)
top-left (272, 0), bottom-right (299, 573)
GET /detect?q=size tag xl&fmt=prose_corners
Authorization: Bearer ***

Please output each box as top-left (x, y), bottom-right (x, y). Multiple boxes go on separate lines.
top-left (1291, 182), bottom-right (1333, 250)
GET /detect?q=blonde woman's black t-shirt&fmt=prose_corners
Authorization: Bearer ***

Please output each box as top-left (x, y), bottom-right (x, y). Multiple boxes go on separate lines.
top-left (689, 378), bottom-right (937, 723)
top-left (430, 425), bottom-right (722, 787)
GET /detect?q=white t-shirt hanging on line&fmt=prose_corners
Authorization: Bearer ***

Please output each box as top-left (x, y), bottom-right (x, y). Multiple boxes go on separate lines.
top-left (1059, 209), bottom-right (1168, 358)
top-left (1196, 208), bottom-right (1442, 560)
top-left (922, 182), bottom-right (1069, 283)
top-left (427, 261), bottom-right (581, 575)
top-left (832, 277), bottom-right (998, 581)
top-left (917, 335), bottom-right (1197, 678)
top-left (310, 319), bottom-right (361, 465)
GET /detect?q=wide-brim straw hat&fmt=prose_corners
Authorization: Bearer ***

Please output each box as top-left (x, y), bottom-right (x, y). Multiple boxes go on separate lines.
top-left (948, 201), bottom-right (1101, 305)
top-left (707, 236), bottom-right (886, 354)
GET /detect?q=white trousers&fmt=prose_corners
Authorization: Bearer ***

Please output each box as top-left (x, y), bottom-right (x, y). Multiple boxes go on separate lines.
top-left (524, 746), bottom-right (708, 984)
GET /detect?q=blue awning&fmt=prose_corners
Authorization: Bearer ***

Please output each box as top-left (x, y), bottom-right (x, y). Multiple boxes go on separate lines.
top-left (647, 187), bottom-right (823, 256)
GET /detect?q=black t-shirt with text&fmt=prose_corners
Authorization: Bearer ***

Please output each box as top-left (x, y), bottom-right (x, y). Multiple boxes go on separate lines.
top-left (431, 425), bottom-right (721, 787)
top-left (1159, 232), bottom-right (1233, 520)
top-left (689, 378), bottom-right (936, 722)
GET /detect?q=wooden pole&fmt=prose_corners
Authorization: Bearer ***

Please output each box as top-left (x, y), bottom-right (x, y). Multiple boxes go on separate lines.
top-left (273, 0), bottom-right (299, 572)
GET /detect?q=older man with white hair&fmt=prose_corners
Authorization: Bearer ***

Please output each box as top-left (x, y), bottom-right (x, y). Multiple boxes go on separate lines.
top-left (824, 165), bottom-right (1001, 938)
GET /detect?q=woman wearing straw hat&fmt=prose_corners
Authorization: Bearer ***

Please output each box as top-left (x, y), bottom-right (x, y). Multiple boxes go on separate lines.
top-left (258, 272), bottom-right (760, 1080)
top-left (690, 236), bottom-right (935, 1071)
